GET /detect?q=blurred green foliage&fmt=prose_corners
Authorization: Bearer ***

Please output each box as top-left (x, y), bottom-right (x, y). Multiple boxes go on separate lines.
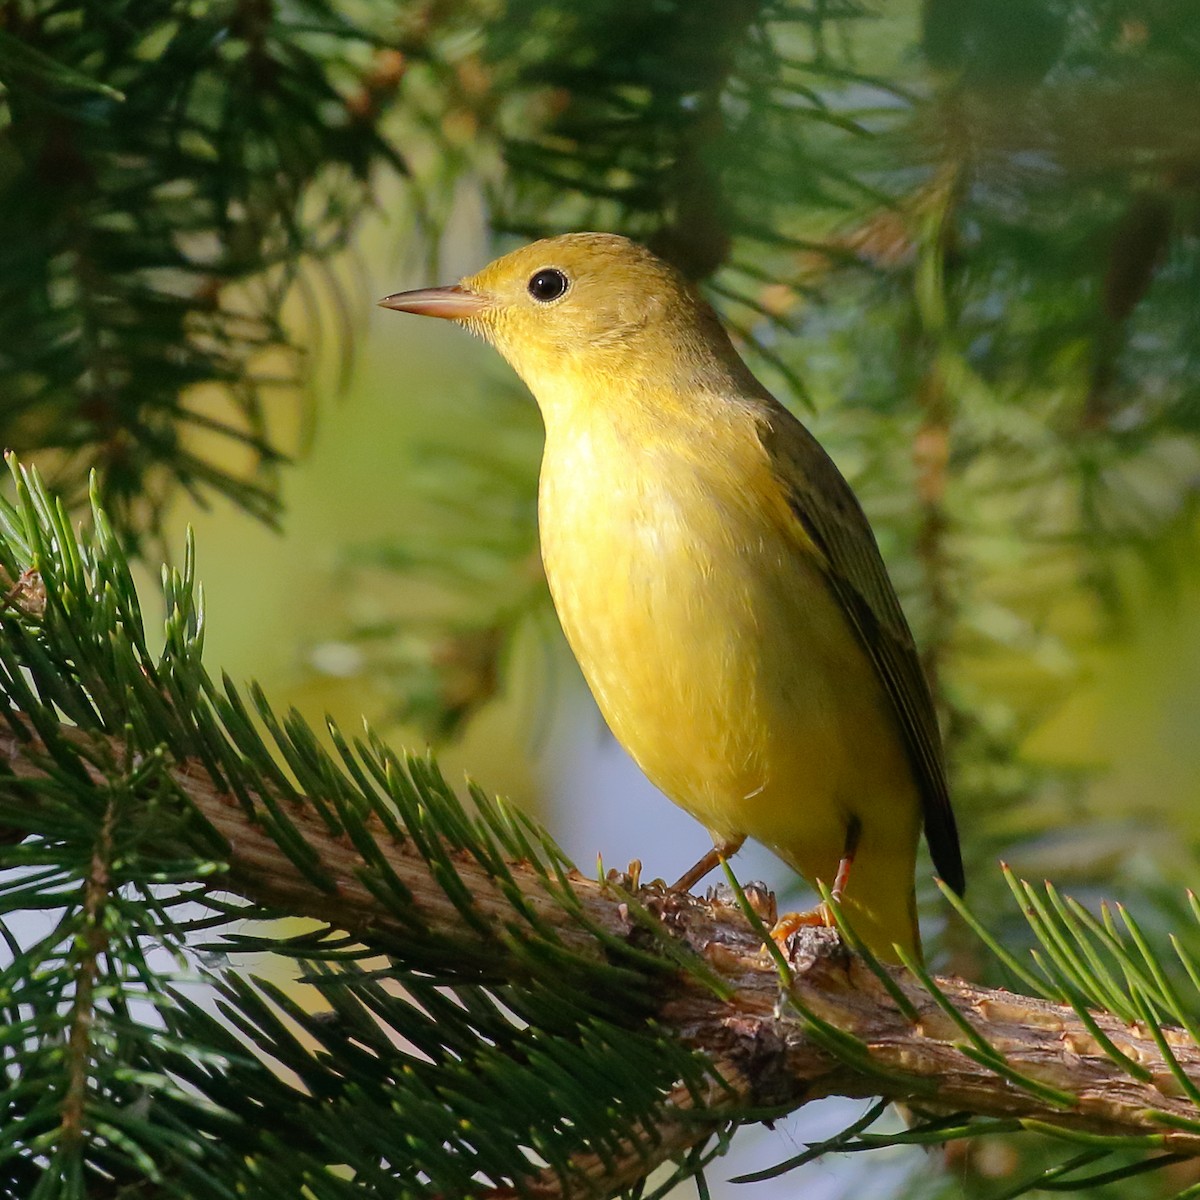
top-left (7, 0), bottom-right (1200, 1196)
top-left (0, 0), bottom-right (403, 545)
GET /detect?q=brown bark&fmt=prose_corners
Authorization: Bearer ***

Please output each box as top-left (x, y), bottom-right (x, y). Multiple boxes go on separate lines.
top-left (3, 721), bottom-right (1200, 1198)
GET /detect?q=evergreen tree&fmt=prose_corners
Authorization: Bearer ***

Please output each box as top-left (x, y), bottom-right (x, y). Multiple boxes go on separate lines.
top-left (4, 1), bottom-right (1200, 1196)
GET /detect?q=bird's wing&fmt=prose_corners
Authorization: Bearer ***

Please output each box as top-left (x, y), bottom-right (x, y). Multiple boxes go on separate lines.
top-left (760, 407), bottom-right (964, 895)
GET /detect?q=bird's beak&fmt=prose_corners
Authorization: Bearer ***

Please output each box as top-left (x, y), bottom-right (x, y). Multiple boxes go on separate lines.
top-left (377, 284), bottom-right (489, 321)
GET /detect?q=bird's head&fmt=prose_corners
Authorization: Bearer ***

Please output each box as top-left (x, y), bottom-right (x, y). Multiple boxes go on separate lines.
top-left (380, 233), bottom-right (742, 408)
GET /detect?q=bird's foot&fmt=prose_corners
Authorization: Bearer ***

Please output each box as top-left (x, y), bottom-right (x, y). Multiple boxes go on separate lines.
top-left (770, 846), bottom-right (856, 948)
top-left (769, 904), bottom-right (835, 949)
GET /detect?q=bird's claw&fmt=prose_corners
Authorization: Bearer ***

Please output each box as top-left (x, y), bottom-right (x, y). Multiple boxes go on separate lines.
top-left (770, 903), bottom-right (835, 949)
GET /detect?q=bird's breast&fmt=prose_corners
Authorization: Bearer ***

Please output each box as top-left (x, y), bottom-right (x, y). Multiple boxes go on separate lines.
top-left (536, 410), bottom-right (890, 851)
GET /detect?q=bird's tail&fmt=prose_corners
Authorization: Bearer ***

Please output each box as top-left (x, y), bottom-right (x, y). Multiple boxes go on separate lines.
top-left (837, 836), bottom-right (922, 965)
top-left (840, 889), bottom-right (921, 965)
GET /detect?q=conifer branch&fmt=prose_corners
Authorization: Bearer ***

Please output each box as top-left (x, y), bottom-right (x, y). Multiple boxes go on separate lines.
top-left (5, 710), bottom-right (1200, 1197)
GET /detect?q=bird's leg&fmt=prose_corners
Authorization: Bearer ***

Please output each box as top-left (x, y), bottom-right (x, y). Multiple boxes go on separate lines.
top-left (670, 836), bottom-right (746, 893)
top-left (830, 843), bottom-right (855, 902)
top-left (770, 816), bottom-right (861, 942)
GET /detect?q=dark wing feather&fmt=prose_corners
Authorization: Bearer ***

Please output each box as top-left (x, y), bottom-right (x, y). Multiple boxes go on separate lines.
top-left (760, 407), bottom-right (965, 895)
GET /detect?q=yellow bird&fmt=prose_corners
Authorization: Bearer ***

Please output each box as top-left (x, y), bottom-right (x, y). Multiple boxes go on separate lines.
top-left (380, 233), bottom-right (963, 961)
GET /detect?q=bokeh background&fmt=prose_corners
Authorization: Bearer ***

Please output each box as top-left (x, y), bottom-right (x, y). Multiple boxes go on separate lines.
top-left (7, 0), bottom-right (1200, 1195)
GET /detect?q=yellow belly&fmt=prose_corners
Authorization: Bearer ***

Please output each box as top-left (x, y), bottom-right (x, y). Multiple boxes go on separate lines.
top-left (538, 412), bottom-right (921, 957)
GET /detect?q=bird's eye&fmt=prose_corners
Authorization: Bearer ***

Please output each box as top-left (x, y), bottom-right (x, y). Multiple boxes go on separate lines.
top-left (527, 268), bottom-right (569, 303)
